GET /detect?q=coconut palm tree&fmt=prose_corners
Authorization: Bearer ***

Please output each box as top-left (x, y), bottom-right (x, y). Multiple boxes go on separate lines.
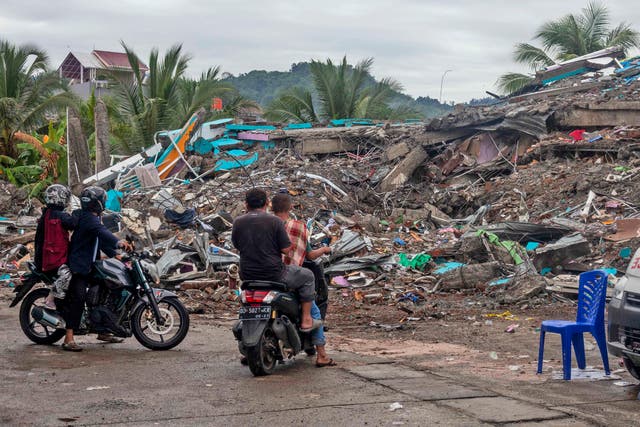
top-left (265, 56), bottom-right (405, 122)
top-left (112, 43), bottom-right (233, 153)
top-left (497, 2), bottom-right (640, 95)
top-left (0, 39), bottom-right (75, 158)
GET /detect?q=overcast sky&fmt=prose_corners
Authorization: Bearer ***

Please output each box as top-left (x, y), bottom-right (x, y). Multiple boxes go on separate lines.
top-left (2, 0), bottom-right (638, 103)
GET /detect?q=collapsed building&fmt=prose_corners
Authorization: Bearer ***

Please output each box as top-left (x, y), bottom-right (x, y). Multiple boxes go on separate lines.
top-left (3, 47), bottom-right (640, 319)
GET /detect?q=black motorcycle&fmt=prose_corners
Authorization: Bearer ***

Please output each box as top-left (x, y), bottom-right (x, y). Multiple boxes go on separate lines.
top-left (10, 252), bottom-right (190, 350)
top-left (233, 280), bottom-right (316, 376)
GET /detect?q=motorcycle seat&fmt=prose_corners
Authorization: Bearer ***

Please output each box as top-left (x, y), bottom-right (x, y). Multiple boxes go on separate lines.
top-left (28, 262), bottom-right (54, 284)
top-left (242, 280), bottom-right (288, 291)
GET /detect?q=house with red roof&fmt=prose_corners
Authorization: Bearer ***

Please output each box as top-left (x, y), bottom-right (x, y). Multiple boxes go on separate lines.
top-left (58, 50), bottom-right (149, 98)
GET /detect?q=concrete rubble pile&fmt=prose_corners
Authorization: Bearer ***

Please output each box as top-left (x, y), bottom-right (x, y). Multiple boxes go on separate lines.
top-left (3, 49), bottom-right (640, 321)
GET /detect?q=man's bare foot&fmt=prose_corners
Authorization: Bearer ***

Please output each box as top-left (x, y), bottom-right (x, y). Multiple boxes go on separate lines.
top-left (316, 354), bottom-right (331, 365)
top-left (44, 294), bottom-right (56, 310)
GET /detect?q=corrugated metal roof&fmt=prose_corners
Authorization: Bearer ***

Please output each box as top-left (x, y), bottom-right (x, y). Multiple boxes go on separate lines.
top-left (476, 115), bottom-right (549, 138)
top-left (69, 51), bottom-right (104, 69)
top-left (92, 50), bottom-right (148, 71)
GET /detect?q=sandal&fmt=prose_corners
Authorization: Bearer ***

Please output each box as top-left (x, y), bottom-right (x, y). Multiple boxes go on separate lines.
top-left (61, 342), bottom-right (83, 352)
top-left (97, 334), bottom-right (124, 344)
top-left (316, 358), bottom-right (337, 368)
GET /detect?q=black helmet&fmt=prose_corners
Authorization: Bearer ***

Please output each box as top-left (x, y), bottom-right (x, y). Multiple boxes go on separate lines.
top-left (80, 186), bottom-right (107, 214)
top-left (44, 184), bottom-right (71, 208)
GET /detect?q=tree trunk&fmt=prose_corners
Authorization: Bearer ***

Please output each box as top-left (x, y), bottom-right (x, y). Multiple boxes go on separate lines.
top-left (94, 98), bottom-right (110, 174)
top-left (67, 108), bottom-right (92, 195)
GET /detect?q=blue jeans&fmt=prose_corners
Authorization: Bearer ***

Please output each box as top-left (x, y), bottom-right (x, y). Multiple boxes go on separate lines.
top-left (311, 302), bottom-right (325, 346)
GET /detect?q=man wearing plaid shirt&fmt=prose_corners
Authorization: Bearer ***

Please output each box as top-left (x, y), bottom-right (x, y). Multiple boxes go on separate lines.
top-left (272, 193), bottom-right (336, 367)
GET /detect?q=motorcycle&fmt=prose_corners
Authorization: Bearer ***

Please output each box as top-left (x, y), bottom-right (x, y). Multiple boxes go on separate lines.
top-left (232, 280), bottom-right (316, 376)
top-left (10, 252), bottom-right (190, 350)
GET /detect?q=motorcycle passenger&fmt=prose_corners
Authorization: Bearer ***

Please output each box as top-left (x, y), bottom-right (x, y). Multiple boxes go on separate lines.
top-left (271, 192), bottom-right (336, 367)
top-left (34, 184), bottom-right (77, 311)
top-left (62, 186), bottom-right (132, 352)
top-left (231, 188), bottom-right (321, 332)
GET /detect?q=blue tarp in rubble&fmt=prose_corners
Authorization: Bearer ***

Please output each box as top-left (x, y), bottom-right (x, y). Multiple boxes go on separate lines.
top-left (214, 149), bottom-right (259, 171)
top-left (329, 119), bottom-right (374, 127)
top-left (284, 123), bottom-right (312, 130)
top-left (192, 137), bottom-right (242, 155)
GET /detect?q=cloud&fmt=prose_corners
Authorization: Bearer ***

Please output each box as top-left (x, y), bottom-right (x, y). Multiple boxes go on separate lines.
top-left (2, 0), bottom-right (638, 102)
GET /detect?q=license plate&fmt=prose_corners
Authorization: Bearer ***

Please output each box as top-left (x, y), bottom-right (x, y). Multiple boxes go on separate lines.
top-left (239, 305), bottom-right (271, 320)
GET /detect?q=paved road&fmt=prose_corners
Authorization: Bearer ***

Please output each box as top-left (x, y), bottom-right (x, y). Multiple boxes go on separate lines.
top-left (0, 299), bottom-right (620, 426)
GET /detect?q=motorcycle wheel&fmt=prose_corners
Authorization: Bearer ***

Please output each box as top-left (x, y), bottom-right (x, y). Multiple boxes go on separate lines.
top-left (132, 297), bottom-right (190, 350)
top-left (19, 288), bottom-right (65, 345)
top-left (247, 326), bottom-right (279, 376)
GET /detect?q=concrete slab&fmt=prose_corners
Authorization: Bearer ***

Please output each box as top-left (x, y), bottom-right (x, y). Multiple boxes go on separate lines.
top-left (552, 399), bottom-right (640, 426)
top-left (441, 396), bottom-right (568, 423)
top-left (115, 401), bottom-right (493, 427)
top-left (503, 419), bottom-right (592, 427)
top-left (378, 375), bottom-right (496, 400)
top-left (347, 363), bottom-right (427, 380)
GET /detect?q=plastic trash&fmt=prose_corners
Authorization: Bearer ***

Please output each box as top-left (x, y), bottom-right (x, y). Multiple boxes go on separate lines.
top-left (389, 402), bottom-right (403, 411)
top-left (525, 241), bottom-right (540, 251)
top-left (569, 129), bottom-right (586, 141)
top-left (331, 276), bottom-right (350, 287)
top-left (393, 237), bottom-right (406, 246)
top-left (433, 262), bottom-right (465, 275)
top-left (397, 253), bottom-right (431, 271)
top-left (505, 323), bottom-right (519, 333)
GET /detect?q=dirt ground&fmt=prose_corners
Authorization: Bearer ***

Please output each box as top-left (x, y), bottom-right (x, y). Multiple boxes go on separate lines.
top-left (196, 287), bottom-right (618, 385)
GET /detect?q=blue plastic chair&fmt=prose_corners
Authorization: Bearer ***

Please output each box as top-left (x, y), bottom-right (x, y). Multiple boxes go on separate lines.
top-left (537, 269), bottom-right (610, 380)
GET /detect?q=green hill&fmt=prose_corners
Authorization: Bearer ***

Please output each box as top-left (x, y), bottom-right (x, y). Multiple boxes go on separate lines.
top-left (224, 62), bottom-right (452, 119)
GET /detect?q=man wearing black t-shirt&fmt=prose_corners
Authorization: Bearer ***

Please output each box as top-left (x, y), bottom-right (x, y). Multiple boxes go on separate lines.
top-left (232, 188), bottom-right (319, 332)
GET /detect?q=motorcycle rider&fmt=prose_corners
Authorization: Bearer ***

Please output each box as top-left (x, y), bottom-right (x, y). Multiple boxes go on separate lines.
top-left (34, 184), bottom-right (76, 311)
top-left (271, 192), bottom-right (336, 367)
top-left (62, 186), bottom-right (132, 352)
top-left (231, 188), bottom-right (320, 332)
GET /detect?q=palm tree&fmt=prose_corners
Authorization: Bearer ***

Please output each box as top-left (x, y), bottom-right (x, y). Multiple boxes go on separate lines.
top-left (265, 56), bottom-right (405, 123)
top-left (0, 39), bottom-right (75, 158)
top-left (497, 2), bottom-right (640, 94)
top-left (112, 43), bottom-right (233, 153)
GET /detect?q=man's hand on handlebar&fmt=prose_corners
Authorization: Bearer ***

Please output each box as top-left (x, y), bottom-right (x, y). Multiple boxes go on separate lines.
top-left (118, 240), bottom-right (134, 253)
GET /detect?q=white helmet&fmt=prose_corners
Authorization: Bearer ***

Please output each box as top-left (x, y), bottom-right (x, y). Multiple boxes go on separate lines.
top-left (44, 184), bottom-right (71, 208)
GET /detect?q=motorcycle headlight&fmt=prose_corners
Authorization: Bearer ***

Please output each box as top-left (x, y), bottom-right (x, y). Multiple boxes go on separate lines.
top-left (140, 260), bottom-right (161, 285)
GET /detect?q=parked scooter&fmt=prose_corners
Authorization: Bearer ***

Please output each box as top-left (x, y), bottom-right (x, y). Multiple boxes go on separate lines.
top-left (10, 251), bottom-right (190, 350)
top-left (232, 280), bottom-right (315, 376)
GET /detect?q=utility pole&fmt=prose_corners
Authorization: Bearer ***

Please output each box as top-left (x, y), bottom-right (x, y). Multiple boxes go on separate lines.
top-left (439, 69), bottom-right (453, 104)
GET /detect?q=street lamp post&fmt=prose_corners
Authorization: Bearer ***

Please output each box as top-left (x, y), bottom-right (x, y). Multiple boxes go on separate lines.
top-left (439, 69), bottom-right (453, 104)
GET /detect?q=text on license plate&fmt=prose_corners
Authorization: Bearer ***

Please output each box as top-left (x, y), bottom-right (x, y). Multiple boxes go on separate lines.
top-left (239, 305), bottom-right (271, 320)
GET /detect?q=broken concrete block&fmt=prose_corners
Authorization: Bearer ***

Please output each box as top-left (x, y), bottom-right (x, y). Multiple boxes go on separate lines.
top-left (384, 142), bottom-right (410, 162)
top-left (391, 204), bottom-right (451, 224)
top-left (148, 216), bottom-right (162, 232)
top-left (439, 262), bottom-right (502, 291)
top-left (298, 139), bottom-right (356, 155)
top-left (533, 234), bottom-right (591, 271)
top-left (378, 146), bottom-right (427, 192)
top-left (557, 101), bottom-right (640, 128)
